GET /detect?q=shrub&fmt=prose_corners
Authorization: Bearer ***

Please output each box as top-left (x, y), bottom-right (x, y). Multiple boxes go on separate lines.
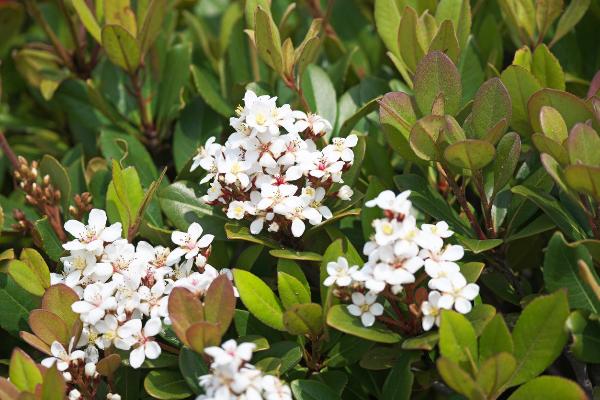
top-left (0, 0), bottom-right (598, 399)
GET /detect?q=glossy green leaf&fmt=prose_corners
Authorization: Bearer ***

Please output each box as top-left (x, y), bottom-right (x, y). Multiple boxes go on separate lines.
top-left (291, 379), bottom-right (339, 400)
top-left (283, 303), bottom-right (323, 336)
top-left (493, 132), bottom-right (521, 194)
top-left (326, 305), bottom-right (402, 344)
top-left (539, 106), bottom-right (568, 142)
top-left (507, 376), bottom-right (587, 400)
top-left (544, 233), bottom-right (600, 313)
top-left (7, 260), bottom-right (45, 297)
top-left (233, 269), bottom-right (285, 331)
top-left (9, 349), bottom-right (42, 393)
top-left (528, 89), bottom-right (593, 133)
top-left (204, 275), bottom-right (236, 336)
top-left (144, 370), bottom-right (192, 400)
top-left (435, 0), bottom-right (471, 49)
top-left (436, 357), bottom-right (485, 400)
top-left (381, 352), bottom-right (417, 400)
top-left (505, 290), bottom-right (569, 388)
top-left (550, 0), bottom-right (591, 46)
top-left (566, 311), bottom-right (600, 363)
top-left (278, 271), bottom-right (311, 309)
top-left (254, 6), bottom-right (283, 73)
top-left (479, 313), bottom-right (514, 362)
top-left (439, 310), bottom-right (478, 372)
top-left (178, 348), bottom-right (208, 395)
top-left (467, 78), bottom-right (511, 140)
top-left (476, 352), bottom-right (517, 398)
top-left (374, 0), bottom-right (402, 56)
top-left (500, 65), bottom-right (541, 135)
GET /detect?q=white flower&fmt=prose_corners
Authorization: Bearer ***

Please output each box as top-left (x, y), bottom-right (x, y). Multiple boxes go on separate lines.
top-left (323, 134), bottom-right (358, 162)
top-left (138, 280), bottom-right (170, 318)
top-left (167, 223), bottom-right (214, 266)
top-left (273, 196), bottom-right (321, 237)
top-left (218, 151), bottom-right (251, 188)
top-left (337, 185), bottom-right (354, 201)
top-left (95, 314), bottom-right (119, 349)
top-left (256, 184), bottom-right (297, 210)
top-left (435, 272), bottom-right (480, 314)
top-left (226, 201), bottom-right (248, 220)
top-left (423, 245), bottom-right (463, 288)
top-left (63, 209), bottom-right (122, 252)
top-left (204, 339), bottom-right (255, 367)
top-left (372, 218), bottom-right (403, 246)
top-left (365, 190), bottom-right (412, 215)
top-left (71, 282), bottom-right (117, 324)
top-left (262, 375), bottom-right (292, 400)
top-left (116, 318), bottom-right (162, 368)
top-left (69, 389), bottom-right (82, 400)
top-left (352, 263), bottom-right (386, 293)
top-left (421, 221), bottom-right (453, 239)
top-left (324, 257), bottom-right (358, 287)
top-left (107, 394), bottom-right (122, 400)
top-left (347, 291), bottom-right (384, 327)
top-left (421, 291), bottom-right (450, 331)
top-left (41, 338), bottom-right (85, 371)
top-left (295, 112), bottom-right (332, 136)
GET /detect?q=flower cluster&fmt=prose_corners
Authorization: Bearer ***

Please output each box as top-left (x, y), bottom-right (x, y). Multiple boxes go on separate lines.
top-left (198, 339), bottom-right (291, 400)
top-left (50, 209), bottom-right (233, 394)
top-left (192, 89), bottom-right (356, 237)
top-left (324, 190), bottom-right (480, 331)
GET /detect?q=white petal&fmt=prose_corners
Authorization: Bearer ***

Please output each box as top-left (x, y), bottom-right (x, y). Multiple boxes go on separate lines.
top-left (101, 223), bottom-right (122, 242)
top-left (187, 223), bottom-right (203, 240)
top-left (437, 294), bottom-right (454, 310)
top-left (347, 304), bottom-right (362, 316)
top-left (369, 303), bottom-right (384, 316)
top-left (291, 218), bottom-right (305, 237)
top-left (64, 220), bottom-right (86, 238)
top-left (144, 341), bottom-right (161, 360)
top-left (143, 318), bottom-right (162, 337)
top-left (196, 234), bottom-right (214, 248)
top-left (88, 209), bottom-right (107, 231)
top-left (71, 301), bottom-right (95, 314)
top-left (460, 283), bottom-right (480, 300)
top-left (422, 315), bottom-right (435, 331)
top-left (361, 312), bottom-right (375, 327)
top-left (129, 346), bottom-right (145, 369)
top-left (454, 298), bottom-right (472, 314)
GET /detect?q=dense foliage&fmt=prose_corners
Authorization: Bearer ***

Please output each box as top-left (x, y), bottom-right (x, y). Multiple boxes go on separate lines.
top-left (0, 0), bottom-right (599, 399)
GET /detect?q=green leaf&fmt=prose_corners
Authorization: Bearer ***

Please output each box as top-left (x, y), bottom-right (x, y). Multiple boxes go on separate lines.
top-left (41, 284), bottom-right (80, 333)
top-left (532, 44), bottom-right (565, 90)
top-left (544, 232), bottom-right (600, 313)
top-left (0, 274), bottom-right (39, 336)
top-left (476, 352), bottom-right (517, 398)
top-left (144, 370), bottom-right (192, 400)
top-left (34, 217), bottom-right (64, 261)
top-left (467, 78), bottom-right (511, 141)
top-left (41, 364), bottom-right (66, 400)
top-left (505, 290), bottom-right (569, 388)
top-left (381, 352), bottom-right (417, 400)
top-left (550, 0), bottom-right (590, 46)
top-left (254, 341), bottom-right (302, 374)
top-left (138, 0), bottom-right (166, 56)
top-left (225, 223), bottom-right (279, 248)
top-left (178, 348), bottom-right (208, 395)
top-left (507, 376), bottom-right (587, 400)
top-left (479, 314), bottom-right (514, 362)
top-left (302, 65), bottom-right (337, 133)
top-left (500, 65), bottom-right (541, 136)
top-left (444, 139), bottom-right (496, 170)
top-left (436, 357), bottom-right (485, 399)
top-left (101, 25), bottom-right (140, 73)
top-left (428, 20), bottom-right (460, 64)
top-left (527, 89), bottom-right (593, 134)
top-left (435, 0), bottom-right (471, 49)
top-left (413, 51), bottom-right (462, 116)
top-left (233, 269), bottom-right (285, 331)
top-left (326, 305), bottom-right (402, 344)
top-left (158, 181), bottom-right (227, 240)
top-left (190, 65), bottom-right (231, 118)
top-left (535, 0), bottom-right (563, 40)
top-left (402, 331), bottom-right (439, 351)
top-left (379, 91), bottom-right (419, 162)
top-left (9, 349), bottom-right (42, 393)
top-left (398, 6), bottom-right (426, 73)
top-left (439, 310), bottom-right (478, 372)
top-left (493, 132), bottom-right (521, 194)
top-left (156, 43), bottom-right (192, 130)
top-left (540, 106), bottom-right (568, 142)
top-left (409, 115), bottom-right (444, 161)
top-left (567, 311), bottom-right (600, 363)
top-left (566, 123), bottom-right (600, 166)
top-left (455, 236), bottom-right (503, 254)
top-left (39, 155), bottom-right (71, 212)
top-left (466, 304), bottom-right (497, 335)
top-left (167, 288), bottom-right (204, 348)
top-left (283, 303), bottom-right (323, 336)
top-left (338, 98), bottom-right (381, 138)
top-left (291, 379), bottom-right (340, 400)
top-left (269, 249), bottom-right (322, 262)
top-left (278, 271), bottom-right (311, 309)
top-left (374, 0), bottom-right (402, 56)
top-left (106, 161), bottom-right (144, 236)
top-left (510, 185), bottom-right (587, 241)
top-left (460, 261), bottom-right (485, 283)
top-left (72, 0), bottom-right (102, 42)
top-left (254, 6), bottom-right (283, 74)
top-left (7, 260), bottom-right (45, 297)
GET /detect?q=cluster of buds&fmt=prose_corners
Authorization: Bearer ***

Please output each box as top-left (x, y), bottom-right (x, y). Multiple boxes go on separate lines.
top-left (14, 156), bottom-right (62, 210)
top-left (69, 192), bottom-right (94, 220)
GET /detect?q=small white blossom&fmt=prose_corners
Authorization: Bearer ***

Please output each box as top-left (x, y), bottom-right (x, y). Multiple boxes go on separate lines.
top-left (324, 257), bottom-right (358, 287)
top-left (347, 291), bottom-right (384, 327)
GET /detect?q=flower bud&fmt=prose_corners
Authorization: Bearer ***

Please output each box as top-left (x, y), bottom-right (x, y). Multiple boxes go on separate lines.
top-left (84, 362), bottom-right (96, 377)
top-left (337, 185), bottom-right (353, 201)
